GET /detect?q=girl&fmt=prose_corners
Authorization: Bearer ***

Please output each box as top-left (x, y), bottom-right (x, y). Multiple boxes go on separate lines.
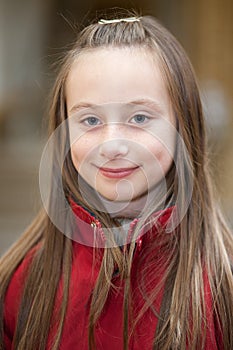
top-left (0, 13), bottom-right (233, 350)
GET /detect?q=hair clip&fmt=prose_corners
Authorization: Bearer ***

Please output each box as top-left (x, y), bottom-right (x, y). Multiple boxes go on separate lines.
top-left (98, 17), bottom-right (141, 25)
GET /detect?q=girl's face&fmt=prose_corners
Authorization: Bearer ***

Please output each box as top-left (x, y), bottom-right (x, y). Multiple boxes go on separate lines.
top-left (66, 47), bottom-right (176, 210)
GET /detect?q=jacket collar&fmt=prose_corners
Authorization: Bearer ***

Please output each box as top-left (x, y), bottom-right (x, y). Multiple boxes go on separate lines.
top-left (69, 198), bottom-right (176, 249)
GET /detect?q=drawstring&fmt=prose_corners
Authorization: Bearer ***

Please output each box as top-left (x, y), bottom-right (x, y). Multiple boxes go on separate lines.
top-left (127, 218), bottom-right (139, 242)
top-left (91, 220), bottom-right (106, 244)
top-left (127, 218), bottom-right (144, 252)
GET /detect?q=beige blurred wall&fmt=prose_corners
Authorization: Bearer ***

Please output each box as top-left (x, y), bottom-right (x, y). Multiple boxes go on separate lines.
top-left (194, 0), bottom-right (233, 219)
top-left (0, 0), bottom-right (232, 255)
top-left (158, 0), bottom-right (233, 220)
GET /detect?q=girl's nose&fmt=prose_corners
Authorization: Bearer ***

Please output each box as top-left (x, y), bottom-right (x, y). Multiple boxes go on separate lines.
top-left (99, 124), bottom-right (129, 159)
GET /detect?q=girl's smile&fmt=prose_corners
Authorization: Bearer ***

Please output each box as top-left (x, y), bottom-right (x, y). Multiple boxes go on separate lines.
top-left (97, 165), bottom-right (140, 179)
top-left (66, 47), bottom-right (176, 204)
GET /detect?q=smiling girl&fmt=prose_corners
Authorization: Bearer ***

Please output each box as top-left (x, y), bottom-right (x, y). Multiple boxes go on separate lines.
top-left (0, 13), bottom-right (233, 350)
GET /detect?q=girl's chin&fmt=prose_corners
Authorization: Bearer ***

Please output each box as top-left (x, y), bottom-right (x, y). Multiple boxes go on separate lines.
top-left (95, 191), bottom-right (149, 218)
top-left (96, 189), bottom-right (147, 203)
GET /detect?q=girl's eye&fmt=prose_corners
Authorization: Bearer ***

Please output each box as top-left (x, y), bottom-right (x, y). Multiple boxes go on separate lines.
top-left (131, 114), bottom-right (149, 124)
top-left (83, 116), bottom-right (101, 126)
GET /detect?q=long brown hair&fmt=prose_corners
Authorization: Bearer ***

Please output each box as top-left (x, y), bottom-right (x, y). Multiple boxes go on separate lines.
top-left (1, 12), bottom-right (233, 350)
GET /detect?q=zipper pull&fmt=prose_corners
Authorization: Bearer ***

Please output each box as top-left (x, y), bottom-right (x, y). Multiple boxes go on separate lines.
top-left (136, 237), bottom-right (143, 252)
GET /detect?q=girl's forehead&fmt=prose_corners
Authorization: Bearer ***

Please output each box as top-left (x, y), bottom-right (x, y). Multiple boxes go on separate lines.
top-left (65, 46), bottom-right (170, 113)
top-left (67, 46), bottom-right (161, 82)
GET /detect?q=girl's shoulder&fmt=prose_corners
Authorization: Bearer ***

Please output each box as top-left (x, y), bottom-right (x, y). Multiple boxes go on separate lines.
top-left (3, 243), bottom-right (41, 340)
top-left (6, 243), bottom-right (39, 289)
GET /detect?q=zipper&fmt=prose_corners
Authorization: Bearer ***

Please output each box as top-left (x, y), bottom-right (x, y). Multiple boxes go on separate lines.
top-left (90, 217), bottom-right (143, 253)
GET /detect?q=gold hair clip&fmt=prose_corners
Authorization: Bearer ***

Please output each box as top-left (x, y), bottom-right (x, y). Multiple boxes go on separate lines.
top-left (98, 17), bottom-right (141, 24)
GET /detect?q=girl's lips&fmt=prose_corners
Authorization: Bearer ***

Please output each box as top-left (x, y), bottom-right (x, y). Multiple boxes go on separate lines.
top-left (98, 166), bottom-right (139, 179)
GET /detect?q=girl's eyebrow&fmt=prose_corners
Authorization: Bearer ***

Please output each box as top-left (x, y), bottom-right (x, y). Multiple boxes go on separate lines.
top-left (129, 98), bottom-right (163, 113)
top-left (69, 102), bottom-right (95, 114)
top-left (69, 98), bottom-right (163, 114)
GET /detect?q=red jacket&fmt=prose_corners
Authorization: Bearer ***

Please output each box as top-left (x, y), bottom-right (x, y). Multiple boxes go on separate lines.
top-left (3, 205), bottom-right (221, 349)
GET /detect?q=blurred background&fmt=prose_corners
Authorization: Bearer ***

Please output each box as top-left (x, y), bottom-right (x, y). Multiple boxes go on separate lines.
top-left (0, 0), bottom-right (232, 255)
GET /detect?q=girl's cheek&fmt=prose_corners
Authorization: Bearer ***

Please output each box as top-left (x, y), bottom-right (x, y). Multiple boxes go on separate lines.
top-left (70, 143), bottom-right (85, 171)
top-left (149, 140), bottom-right (175, 173)
top-left (70, 139), bottom-right (97, 171)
